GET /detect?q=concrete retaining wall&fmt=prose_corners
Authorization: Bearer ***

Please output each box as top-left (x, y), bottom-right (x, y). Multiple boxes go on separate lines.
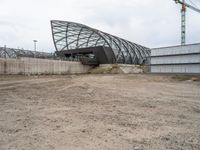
top-left (0, 57), bottom-right (92, 75)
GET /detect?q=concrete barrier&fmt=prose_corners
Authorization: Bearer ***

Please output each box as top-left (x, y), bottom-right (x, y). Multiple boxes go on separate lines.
top-left (0, 57), bottom-right (92, 75)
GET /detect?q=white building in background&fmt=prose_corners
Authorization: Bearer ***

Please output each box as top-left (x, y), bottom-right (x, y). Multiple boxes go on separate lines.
top-left (151, 43), bottom-right (200, 74)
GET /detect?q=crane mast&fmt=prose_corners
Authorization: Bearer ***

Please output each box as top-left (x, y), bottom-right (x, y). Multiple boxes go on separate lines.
top-left (174, 0), bottom-right (200, 45)
top-left (181, 0), bottom-right (186, 45)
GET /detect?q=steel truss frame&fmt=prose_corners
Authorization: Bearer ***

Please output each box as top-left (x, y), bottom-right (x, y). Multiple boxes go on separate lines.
top-left (0, 47), bottom-right (54, 59)
top-left (51, 20), bottom-right (150, 64)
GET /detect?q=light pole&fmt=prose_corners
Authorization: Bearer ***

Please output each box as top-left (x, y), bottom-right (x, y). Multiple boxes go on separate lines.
top-left (33, 40), bottom-right (37, 58)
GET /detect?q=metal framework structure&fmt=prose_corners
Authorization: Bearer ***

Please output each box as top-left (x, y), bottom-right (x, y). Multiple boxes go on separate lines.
top-left (174, 0), bottom-right (200, 45)
top-left (0, 47), bottom-right (54, 59)
top-left (51, 20), bottom-right (150, 64)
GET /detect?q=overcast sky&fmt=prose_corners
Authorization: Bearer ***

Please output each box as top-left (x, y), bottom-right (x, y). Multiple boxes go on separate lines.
top-left (0, 0), bottom-right (200, 52)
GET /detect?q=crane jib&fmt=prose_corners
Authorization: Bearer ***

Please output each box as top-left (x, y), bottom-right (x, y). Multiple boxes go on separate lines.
top-left (174, 0), bottom-right (200, 13)
top-left (173, 0), bottom-right (200, 45)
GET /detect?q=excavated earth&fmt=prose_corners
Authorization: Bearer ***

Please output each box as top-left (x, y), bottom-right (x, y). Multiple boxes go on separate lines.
top-left (0, 74), bottom-right (200, 150)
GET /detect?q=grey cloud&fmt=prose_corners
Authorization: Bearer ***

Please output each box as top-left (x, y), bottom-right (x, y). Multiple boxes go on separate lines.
top-left (0, 0), bottom-right (199, 52)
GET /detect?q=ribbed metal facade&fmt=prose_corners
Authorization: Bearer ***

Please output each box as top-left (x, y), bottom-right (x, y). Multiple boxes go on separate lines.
top-left (151, 43), bottom-right (200, 74)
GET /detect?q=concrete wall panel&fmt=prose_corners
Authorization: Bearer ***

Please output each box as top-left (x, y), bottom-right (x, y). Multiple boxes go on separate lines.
top-left (151, 54), bottom-right (200, 64)
top-left (151, 64), bottom-right (200, 74)
top-left (0, 57), bottom-right (91, 75)
top-left (151, 43), bottom-right (200, 56)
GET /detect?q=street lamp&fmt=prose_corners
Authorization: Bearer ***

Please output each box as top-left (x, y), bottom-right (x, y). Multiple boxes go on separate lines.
top-left (33, 40), bottom-right (37, 58)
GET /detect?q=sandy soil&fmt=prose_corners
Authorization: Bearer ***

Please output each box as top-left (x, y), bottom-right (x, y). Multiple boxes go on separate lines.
top-left (0, 74), bottom-right (200, 150)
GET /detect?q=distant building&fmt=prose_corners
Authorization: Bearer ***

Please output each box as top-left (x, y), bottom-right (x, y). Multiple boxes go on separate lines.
top-left (151, 43), bottom-right (200, 74)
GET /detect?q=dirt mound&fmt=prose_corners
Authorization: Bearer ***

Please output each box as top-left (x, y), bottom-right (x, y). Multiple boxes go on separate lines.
top-left (89, 64), bottom-right (144, 74)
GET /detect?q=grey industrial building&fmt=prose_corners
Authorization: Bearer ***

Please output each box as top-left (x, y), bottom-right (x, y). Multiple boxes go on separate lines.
top-left (151, 43), bottom-right (200, 74)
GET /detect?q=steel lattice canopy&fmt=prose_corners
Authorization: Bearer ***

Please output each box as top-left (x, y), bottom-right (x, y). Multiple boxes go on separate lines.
top-left (51, 20), bottom-right (150, 65)
top-left (0, 47), bottom-right (54, 59)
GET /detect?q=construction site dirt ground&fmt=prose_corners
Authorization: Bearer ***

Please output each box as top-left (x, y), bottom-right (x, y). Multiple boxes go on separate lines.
top-left (0, 74), bottom-right (200, 150)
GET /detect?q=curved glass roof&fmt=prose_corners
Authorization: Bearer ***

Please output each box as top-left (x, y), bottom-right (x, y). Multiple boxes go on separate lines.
top-left (51, 20), bottom-right (150, 64)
